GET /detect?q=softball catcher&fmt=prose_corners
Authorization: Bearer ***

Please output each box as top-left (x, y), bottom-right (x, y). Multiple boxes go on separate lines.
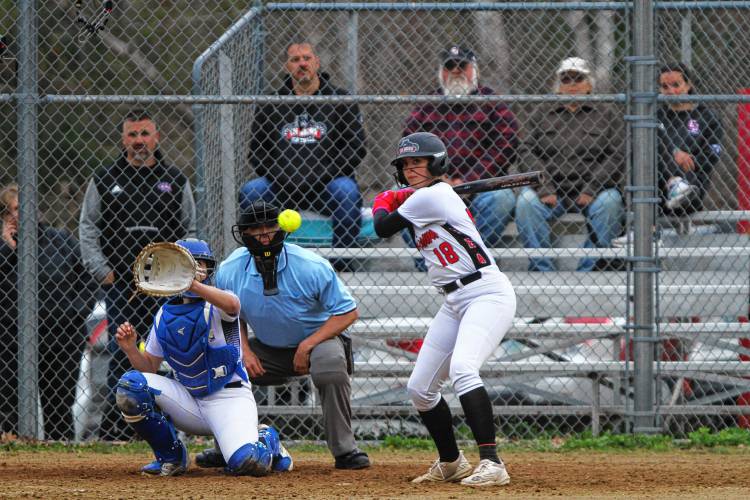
top-left (114, 238), bottom-right (292, 476)
top-left (373, 132), bottom-right (516, 487)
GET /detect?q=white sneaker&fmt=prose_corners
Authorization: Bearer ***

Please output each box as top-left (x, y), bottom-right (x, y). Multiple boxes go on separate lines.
top-left (411, 450), bottom-right (472, 483)
top-left (665, 177), bottom-right (697, 210)
top-left (460, 459), bottom-right (511, 487)
top-left (612, 230), bottom-right (662, 248)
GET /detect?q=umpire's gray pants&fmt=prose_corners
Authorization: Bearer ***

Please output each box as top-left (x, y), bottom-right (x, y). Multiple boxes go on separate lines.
top-left (248, 336), bottom-right (356, 457)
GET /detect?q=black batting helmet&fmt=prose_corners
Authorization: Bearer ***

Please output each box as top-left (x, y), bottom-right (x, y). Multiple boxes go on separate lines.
top-left (391, 132), bottom-right (449, 185)
top-left (231, 200), bottom-right (285, 258)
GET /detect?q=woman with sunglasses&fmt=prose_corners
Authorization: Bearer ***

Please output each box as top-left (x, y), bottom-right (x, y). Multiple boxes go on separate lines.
top-left (514, 57), bottom-right (625, 272)
top-left (657, 63), bottom-right (723, 214)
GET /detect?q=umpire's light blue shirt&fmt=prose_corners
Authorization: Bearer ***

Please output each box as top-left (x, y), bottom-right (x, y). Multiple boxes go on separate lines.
top-left (216, 243), bottom-right (357, 348)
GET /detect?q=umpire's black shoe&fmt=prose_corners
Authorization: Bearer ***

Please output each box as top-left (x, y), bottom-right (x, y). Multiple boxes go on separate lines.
top-left (195, 447), bottom-right (227, 468)
top-left (334, 448), bottom-right (371, 470)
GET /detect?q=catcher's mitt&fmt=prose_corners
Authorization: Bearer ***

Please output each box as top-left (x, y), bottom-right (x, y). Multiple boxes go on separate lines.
top-left (132, 242), bottom-right (197, 297)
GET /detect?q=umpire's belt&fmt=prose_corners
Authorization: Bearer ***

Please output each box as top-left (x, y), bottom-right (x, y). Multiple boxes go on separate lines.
top-left (440, 271), bottom-right (482, 295)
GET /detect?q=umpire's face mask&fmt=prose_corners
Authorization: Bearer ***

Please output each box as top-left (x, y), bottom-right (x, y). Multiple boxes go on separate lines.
top-left (239, 224), bottom-right (286, 296)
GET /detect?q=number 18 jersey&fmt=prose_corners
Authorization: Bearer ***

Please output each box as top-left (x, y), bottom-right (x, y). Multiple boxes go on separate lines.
top-left (397, 181), bottom-right (498, 287)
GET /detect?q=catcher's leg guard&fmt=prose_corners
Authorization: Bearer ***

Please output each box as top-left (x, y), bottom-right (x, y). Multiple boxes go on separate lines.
top-left (116, 370), bottom-right (188, 476)
top-left (258, 424), bottom-right (293, 472)
top-left (224, 442), bottom-right (272, 477)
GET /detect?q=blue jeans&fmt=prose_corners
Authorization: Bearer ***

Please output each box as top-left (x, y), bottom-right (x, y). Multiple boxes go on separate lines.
top-left (515, 187), bottom-right (624, 272)
top-left (240, 176), bottom-right (362, 248)
top-left (402, 189), bottom-right (515, 270)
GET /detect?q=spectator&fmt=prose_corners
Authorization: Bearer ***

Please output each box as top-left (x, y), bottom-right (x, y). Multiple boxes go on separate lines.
top-left (402, 45), bottom-right (519, 247)
top-left (515, 57), bottom-right (625, 272)
top-left (243, 42), bottom-right (366, 272)
top-left (78, 109), bottom-right (196, 440)
top-left (194, 200), bottom-right (370, 471)
top-left (657, 62), bottom-right (723, 215)
top-left (0, 183), bottom-right (97, 440)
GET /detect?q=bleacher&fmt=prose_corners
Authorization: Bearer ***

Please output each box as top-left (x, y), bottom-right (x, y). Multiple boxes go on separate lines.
top-left (268, 209), bottom-right (750, 433)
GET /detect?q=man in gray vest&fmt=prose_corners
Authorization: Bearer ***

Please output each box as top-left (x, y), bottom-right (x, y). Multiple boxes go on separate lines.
top-left (79, 109), bottom-right (196, 440)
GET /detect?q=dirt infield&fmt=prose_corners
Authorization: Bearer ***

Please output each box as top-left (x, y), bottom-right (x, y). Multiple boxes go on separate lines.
top-left (1, 448), bottom-right (749, 499)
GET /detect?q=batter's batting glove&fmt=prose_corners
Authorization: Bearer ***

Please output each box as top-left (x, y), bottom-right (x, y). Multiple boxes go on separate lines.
top-left (373, 188), bottom-right (414, 214)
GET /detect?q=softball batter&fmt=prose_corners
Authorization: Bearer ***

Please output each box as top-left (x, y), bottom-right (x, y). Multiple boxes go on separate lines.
top-left (373, 132), bottom-right (516, 487)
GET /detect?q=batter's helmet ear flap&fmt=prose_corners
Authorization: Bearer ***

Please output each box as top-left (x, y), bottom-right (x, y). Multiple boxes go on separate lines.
top-left (427, 152), bottom-right (448, 177)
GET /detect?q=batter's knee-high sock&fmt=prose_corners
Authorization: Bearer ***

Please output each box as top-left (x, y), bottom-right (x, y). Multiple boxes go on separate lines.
top-left (459, 386), bottom-right (501, 464)
top-left (418, 397), bottom-right (459, 463)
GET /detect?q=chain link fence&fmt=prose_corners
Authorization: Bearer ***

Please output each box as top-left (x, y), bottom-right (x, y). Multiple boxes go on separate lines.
top-left (2, 1), bottom-right (750, 443)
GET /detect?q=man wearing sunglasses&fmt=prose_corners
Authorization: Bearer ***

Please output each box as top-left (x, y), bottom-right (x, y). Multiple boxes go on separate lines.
top-left (514, 57), bottom-right (625, 272)
top-left (400, 45), bottom-right (519, 260)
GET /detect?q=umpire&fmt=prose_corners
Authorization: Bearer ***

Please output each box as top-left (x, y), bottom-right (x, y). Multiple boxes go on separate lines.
top-left (195, 200), bottom-right (370, 470)
top-left (79, 109), bottom-right (196, 440)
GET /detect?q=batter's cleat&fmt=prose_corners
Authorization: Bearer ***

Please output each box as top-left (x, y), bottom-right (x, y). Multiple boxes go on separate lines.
top-left (334, 448), bottom-right (371, 470)
top-left (460, 459), bottom-right (511, 487)
top-left (195, 447), bottom-right (226, 468)
top-left (411, 450), bottom-right (472, 483)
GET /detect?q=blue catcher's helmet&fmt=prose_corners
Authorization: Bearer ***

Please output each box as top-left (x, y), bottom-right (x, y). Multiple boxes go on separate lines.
top-left (176, 238), bottom-right (216, 298)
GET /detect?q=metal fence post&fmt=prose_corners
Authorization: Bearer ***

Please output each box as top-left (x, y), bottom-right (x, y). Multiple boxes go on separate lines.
top-left (681, 10), bottom-right (693, 69)
top-left (16, 0), bottom-right (40, 439)
top-left (347, 11), bottom-right (359, 94)
top-left (631, 0), bottom-right (659, 434)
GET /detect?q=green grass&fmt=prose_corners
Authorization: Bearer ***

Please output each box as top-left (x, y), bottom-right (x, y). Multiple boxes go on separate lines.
top-left (377, 427), bottom-right (750, 453)
top-left (3, 427), bottom-right (749, 454)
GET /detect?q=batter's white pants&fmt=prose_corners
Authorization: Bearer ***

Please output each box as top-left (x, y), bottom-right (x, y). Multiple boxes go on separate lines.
top-left (406, 269), bottom-right (516, 411)
top-left (143, 373), bottom-right (259, 462)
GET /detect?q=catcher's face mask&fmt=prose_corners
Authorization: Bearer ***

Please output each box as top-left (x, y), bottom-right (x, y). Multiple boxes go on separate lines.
top-left (231, 200), bottom-right (287, 295)
top-left (232, 222), bottom-right (285, 259)
top-left (232, 222), bottom-right (286, 296)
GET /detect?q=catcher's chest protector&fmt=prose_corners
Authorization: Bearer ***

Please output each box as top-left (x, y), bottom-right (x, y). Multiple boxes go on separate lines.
top-left (155, 301), bottom-right (238, 397)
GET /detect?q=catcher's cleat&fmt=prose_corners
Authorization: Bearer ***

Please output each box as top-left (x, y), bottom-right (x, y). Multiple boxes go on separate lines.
top-left (195, 447), bottom-right (226, 468)
top-left (140, 447), bottom-right (189, 477)
top-left (140, 460), bottom-right (162, 475)
top-left (273, 443), bottom-right (294, 472)
top-left (460, 459), bottom-right (510, 487)
top-left (257, 424), bottom-right (294, 472)
top-left (411, 450), bottom-right (472, 483)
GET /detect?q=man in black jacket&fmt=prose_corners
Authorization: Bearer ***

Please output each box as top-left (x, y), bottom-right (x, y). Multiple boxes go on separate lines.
top-left (241, 42), bottom-right (366, 271)
top-left (78, 110), bottom-right (196, 440)
top-left (1, 183), bottom-right (97, 440)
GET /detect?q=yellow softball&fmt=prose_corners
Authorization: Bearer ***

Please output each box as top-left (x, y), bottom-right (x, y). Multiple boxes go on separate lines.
top-left (278, 209), bottom-right (302, 233)
top-left (138, 341), bottom-right (146, 353)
